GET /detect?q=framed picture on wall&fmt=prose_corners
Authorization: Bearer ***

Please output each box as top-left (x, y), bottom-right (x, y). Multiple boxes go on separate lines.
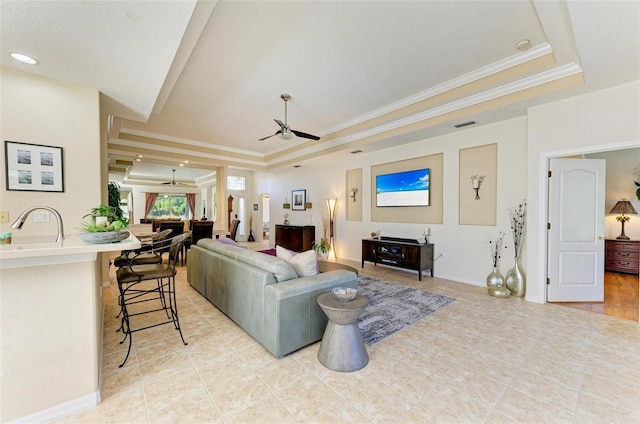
top-left (4, 140), bottom-right (64, 192)
top-left (292, 189), bottom-right (307, 211)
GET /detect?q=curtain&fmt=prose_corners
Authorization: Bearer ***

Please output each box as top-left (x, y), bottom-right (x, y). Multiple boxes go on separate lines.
top-left (186, 193), bottom-right (196, 219)
top-left (144, 193), bottom-right (159, 218)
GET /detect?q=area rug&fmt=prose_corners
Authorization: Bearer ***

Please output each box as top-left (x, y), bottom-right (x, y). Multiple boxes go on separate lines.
top-left (356, 275), bottom-right (455, 345)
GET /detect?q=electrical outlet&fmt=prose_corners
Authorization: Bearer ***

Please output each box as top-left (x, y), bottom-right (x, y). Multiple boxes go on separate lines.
top-left (34, 211), bottom-right (50, 222)
top-left (0, 211), bottom-right (8, 223)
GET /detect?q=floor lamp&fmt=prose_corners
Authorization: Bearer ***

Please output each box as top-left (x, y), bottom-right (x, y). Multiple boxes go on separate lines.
top-left (327, 198), bottom-right (337, 260)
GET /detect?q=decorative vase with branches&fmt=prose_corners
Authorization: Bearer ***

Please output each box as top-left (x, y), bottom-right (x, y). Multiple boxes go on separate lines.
top-left (487, 231), bottom-right (507, 288)
top-left (505, 198), bottom-right (527, 297)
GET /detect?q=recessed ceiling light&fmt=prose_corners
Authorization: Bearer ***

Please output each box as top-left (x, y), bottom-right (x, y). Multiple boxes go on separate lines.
top-left (137, 154), bottom-right (143, 158)
top-left (10, 53), bottom-right (38, 65)
top-left (184, 160), bottom-right (189, 164)
top-left (135, 158), bottom-right (142, 162)
top-left (126, 10), bottom-right (141, 22)
top-left (515, 39), bottom-right (531, 51)
top-left (179, 163), bottom-right (184, 167)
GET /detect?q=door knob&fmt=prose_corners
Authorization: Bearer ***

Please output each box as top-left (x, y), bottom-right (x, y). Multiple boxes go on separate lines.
top-left (598, 235), bottom-right (605, 240)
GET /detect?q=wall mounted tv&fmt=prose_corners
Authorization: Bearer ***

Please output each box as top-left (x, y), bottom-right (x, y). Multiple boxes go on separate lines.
top-left (376, 168), bottom-right (430, 207)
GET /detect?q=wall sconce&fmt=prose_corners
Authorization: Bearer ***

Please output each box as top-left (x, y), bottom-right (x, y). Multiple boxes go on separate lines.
top-left (327, 198), bottom-right (337, 258)
top-left (349, 187), bottom-right (359, 202)
top-left (470, 175), bottom-right (486, 200)
top-left (610, 198), bottom-right (637, 240)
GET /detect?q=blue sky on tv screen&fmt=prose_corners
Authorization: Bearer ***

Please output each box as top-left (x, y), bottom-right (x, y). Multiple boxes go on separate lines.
top-left (376, 168), bottom-right (430, 193)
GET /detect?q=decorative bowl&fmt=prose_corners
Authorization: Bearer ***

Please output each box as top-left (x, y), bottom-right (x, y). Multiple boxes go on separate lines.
top-left (332, 287), bottom-right (357, 302)
top-left (78, 230), bottom-right (130, 244)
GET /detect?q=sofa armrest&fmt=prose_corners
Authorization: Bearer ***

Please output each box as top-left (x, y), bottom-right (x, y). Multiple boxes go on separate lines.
top-left (262, 270), bottom-right (357, 357)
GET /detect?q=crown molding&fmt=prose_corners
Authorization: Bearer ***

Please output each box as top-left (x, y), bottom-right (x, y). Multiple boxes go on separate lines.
top-left (319, 43), bottom-right (554, 135)
top-left (117, 128), bottom-right (265, 159)
top-left (267, 62), bottom-right (582, 167)
top-left (108, 138), bottom-right (267, 167)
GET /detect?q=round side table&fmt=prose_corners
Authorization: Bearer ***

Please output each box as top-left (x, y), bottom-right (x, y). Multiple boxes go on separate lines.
top-left (316, 292), bottom-right (369, 372)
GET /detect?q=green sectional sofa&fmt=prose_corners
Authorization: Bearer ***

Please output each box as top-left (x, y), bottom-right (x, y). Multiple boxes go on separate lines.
top-left (187, 239), bottom-right (358, 357)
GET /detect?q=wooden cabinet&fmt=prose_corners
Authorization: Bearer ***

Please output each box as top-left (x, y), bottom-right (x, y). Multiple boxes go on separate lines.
top-left (362, 237), bottom-right (434, 281)
top-left (605, 239), bottom-right (639, 274)
top-left (275, 225), bottom-right (315, 252)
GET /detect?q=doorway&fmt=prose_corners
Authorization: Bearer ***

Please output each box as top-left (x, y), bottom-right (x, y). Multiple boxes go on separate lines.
top-left (545, 146), bottom-right (640, 322)
top-left (261, 194), bottom-right (270, 240)
top-left (553, 273), bottom-right (638, 320)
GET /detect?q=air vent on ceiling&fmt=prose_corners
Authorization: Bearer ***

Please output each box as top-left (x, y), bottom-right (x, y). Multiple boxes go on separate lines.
top-left (454, 121), bottom-right (477, 128)
top-left (350, 150), bottom-right (363, 154)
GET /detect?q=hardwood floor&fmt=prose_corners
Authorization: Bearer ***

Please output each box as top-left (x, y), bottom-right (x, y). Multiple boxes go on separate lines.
top-left (553, 272), bottom-right (639, 321)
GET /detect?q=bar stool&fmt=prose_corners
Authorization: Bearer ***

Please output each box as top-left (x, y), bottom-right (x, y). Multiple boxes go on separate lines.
top-left (115, 234), bottom-right (188, 367)
top-left (113, 228), bottom-right (173, 268)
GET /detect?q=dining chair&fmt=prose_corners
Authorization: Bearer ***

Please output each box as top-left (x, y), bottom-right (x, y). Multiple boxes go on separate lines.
top-left (115, 234), bottom-right (188, 367)
top-left (159, 221), bottom-right (185, 265)
top-left (113, 229), bottom-right (173, 268)
top-left (228, 219), bottom-right (240, 241)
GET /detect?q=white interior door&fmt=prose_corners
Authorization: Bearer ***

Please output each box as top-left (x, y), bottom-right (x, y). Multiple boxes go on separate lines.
top-left (547, 158), bottom-right (606, 302)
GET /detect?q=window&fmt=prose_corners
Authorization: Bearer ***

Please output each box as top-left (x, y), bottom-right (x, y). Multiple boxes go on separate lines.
top-left (148, 194), bottom-right (189, 219)
top-left (227, 176), bottom-right (245, 191)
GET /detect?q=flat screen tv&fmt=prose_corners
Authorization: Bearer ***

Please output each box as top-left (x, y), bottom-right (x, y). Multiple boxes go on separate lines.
top-left (376, 168), bottom-right (430, 207)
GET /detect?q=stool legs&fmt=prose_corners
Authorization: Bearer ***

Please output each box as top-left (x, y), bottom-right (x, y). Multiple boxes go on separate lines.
top-left (117, 275), bottom-right (187, 368)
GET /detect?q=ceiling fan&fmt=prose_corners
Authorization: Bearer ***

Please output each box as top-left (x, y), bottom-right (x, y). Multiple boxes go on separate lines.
top-left (259, 94), bottom-right (321, 141)
top-left (160, 169), bottom-right (186, 185)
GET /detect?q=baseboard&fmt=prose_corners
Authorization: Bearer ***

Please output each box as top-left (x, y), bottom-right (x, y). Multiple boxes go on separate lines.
top-left (10, 392), bottom-right (100, 424)
top-left (434, 273), bottom-right (484, 287)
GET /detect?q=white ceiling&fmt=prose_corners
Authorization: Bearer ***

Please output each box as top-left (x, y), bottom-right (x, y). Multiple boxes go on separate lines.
top-left (2, 0), bottom-right (639, 187)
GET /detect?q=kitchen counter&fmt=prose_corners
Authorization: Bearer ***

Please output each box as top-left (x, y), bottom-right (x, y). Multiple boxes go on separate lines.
top-left (0, 233), bottom-right (141, 269)
top-left (0, 232), bottom-right (141, 422)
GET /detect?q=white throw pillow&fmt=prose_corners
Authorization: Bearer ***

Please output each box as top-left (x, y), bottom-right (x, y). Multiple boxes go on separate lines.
top-left (276, 245), bottom-right (296, 261)
top-left (288, 250), bottom-right (318, 277)
top-left (276, 246), bottom-right (318, 277)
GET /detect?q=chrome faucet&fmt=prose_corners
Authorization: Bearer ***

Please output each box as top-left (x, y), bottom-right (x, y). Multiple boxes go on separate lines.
top-left (11, 206), bottom-right (65, 242)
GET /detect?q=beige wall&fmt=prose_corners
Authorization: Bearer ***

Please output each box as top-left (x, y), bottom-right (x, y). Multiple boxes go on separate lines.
top-left (262, 81), bottom-right (639, 305)
top-left (0, 67), bottom-right (102, 237)
top-left (346, 168), bottom-right (363, 221)
top-left (0, 68), bottom-right (103, 421)
top-left (527, 80), bottom-right (640, 303)
top-left (263, 116), bottom-right (528, 285)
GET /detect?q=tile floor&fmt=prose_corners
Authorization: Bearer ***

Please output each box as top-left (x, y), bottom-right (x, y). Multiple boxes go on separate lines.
top-left (59, 252), bottom-right (639, 423)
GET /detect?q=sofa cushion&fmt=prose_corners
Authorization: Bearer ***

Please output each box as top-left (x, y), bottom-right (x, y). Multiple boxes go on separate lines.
top-left (288, 250), bottom-right (318, 277)
top-left (276, 245), bottom-right (318, 277)
top-left (236, 249), bottom-right (298, 282)
top-left (218, 237), bottom-right (240, 247)
top-left (276, 245), bottom-right (295, 261)
top-left (198, 239), bottom-right (297, 282)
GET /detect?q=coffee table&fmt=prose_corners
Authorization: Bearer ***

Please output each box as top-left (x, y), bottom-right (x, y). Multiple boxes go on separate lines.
top-left (317, 260), bottom-right (359, 275)
top-left (316, 292), bottom-right (368, 372)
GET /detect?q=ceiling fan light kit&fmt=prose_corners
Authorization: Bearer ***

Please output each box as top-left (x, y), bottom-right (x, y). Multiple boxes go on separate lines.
top-left (259, 94), bottom-right (320, 142)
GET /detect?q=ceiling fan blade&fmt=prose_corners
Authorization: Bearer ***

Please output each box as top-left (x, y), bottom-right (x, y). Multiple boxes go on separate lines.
top-left (258, 130), bottom-right (282, 141)
top-left (291, 129), bottom-right (321, 141)
top-left (274, 119), bottom-right (287, 130)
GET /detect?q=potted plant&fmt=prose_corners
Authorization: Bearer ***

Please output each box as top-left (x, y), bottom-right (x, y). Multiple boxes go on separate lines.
top-left (312, 238), bottom-right (331, 260)
top-left (79, 205), bottom-right (130, 243)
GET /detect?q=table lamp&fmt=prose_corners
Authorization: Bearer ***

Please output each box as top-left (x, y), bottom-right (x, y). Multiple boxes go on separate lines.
top-left (609, 198), bottom-right (637, 240)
